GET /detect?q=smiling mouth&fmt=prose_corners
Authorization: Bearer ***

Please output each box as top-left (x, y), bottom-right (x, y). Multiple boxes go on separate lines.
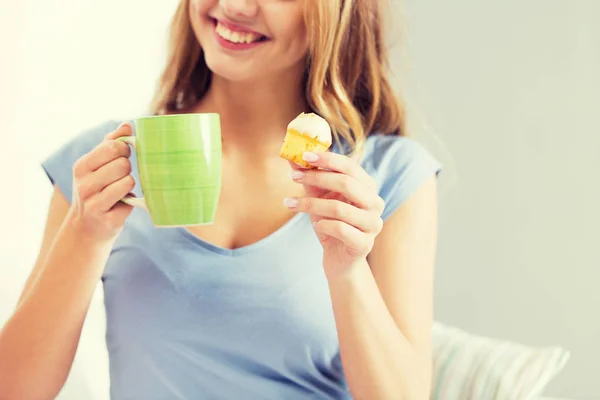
top-left (211, 18), bottom-right (268, 44)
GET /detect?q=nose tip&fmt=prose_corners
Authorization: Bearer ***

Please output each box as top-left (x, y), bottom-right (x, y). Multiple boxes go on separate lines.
top-left (219, 0), bottom-right (258, 18)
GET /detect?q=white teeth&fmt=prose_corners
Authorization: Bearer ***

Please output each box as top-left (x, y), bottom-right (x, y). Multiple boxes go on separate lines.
top-left (215, 22), bottom-right (261, 44)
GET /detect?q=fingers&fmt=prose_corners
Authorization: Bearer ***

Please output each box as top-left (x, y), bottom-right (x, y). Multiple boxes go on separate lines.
top-left (288, 161), bottom-right (328, 199)
top-left (287, 152), bottom-right (385, 246)
top-left (106, 201), bottom-right (136, 221)
top-left (74, 137), bottom-right (131, 176)
top-left (87, 175), bottom-right (136, 213)
top-left (288, 161), bottom-right (303, 171)
top-left (291, 169), bottom-right (384, 212)
top-left (285, 197), bottom-right (383, 234)
top-left (313, 219), bottom-right (374, 257)
top-left (76, 157), bottom-right (133, 201)
top-left (302, 151), bottom-right (374, 185)
top-left (292, 151), bottom-right (383, 211)
top-left (74, 123), bottom-right (132, 175)
top-left (104, 122), bottom-right (133, 140)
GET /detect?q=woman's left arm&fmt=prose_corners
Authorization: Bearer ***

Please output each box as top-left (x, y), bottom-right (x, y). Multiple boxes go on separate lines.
top-left (286, 152), bottom-right (438, 400)
top-left (331, 176), bottom-right (437, 399)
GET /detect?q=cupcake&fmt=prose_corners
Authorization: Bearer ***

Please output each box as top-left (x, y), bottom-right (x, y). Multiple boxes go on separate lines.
top-left (279, 112), bottom-right (332, 168)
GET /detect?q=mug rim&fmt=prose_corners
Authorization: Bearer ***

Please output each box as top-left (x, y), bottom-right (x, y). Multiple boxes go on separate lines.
top-left (136, 113), bottom-right (220, 122)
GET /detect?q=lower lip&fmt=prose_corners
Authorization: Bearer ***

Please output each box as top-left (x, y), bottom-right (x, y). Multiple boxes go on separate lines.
top-left (212, 22), bottom-right (266, 51)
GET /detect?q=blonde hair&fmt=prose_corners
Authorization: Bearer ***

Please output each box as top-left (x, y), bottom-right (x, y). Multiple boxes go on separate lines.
top-left (151, 0), bottom-right (405, 155)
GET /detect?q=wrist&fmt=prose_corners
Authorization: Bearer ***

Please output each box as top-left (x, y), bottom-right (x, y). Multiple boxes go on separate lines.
top-left (326, 258), bottom-right (371, 288)
top-left (63, 210), bottom-right (117, 250)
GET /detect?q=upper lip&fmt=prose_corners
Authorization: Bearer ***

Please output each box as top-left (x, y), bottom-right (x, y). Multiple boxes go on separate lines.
top-left (213, 18), bottom-right (268, 38)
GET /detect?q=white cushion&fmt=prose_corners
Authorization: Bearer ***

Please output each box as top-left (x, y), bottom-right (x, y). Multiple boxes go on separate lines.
top-left (431, 322), bottom-right (570, 400)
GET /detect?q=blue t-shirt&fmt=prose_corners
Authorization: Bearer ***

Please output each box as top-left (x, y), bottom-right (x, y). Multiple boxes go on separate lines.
top-left (42, 120), bottom-right (442, 399)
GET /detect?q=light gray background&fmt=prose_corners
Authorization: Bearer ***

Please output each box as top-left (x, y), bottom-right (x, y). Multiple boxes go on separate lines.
top-left (0, 0), bottom-right (598, 398)
top-left (396, 0), bottom-right (599, 398)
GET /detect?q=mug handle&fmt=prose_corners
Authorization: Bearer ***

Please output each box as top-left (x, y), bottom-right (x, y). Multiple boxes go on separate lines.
top-left (116, 135), bottom-right (148, 211)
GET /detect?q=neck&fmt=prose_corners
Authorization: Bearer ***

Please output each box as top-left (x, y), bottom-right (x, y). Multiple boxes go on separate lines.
top-left (194, 68), bottom-right (308, 152)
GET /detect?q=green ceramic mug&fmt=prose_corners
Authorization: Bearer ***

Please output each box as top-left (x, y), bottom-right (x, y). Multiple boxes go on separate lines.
top-left (117, 113), bottom-right (222, 227)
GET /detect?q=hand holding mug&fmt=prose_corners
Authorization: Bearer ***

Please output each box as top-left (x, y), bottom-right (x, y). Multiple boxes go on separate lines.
top-left (68, 123), bottom-right (135, 242)
top-left (68, 114), bottom-right (223, 241)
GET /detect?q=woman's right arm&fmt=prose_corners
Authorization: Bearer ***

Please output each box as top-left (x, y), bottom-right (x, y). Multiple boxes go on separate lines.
top-left (0, 123), bottom-right (134, 400)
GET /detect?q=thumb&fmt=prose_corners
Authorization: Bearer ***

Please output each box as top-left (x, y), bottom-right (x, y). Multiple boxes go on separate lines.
top-left (105, 121), bottom-right (133, 140)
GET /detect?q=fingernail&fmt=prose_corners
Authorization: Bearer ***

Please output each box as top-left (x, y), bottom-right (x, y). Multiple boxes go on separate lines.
top-left (118, 122), bottom-right (131, 131)
top-left (283, 198), bottom-right (299, 209)
top-left (117, 122), bottom-right (131, 132)
top-left (303, 152), bottom-right (319, 163)
top-left (290, 170), bottom-right (304, 180)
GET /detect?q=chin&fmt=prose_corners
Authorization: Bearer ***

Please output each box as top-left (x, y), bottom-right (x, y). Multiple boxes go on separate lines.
top-left (204, 56), bottom-right (263, 83)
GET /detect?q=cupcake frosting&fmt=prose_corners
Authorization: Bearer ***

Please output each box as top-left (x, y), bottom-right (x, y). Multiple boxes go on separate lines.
top-left (287, 113), bottom-right (332, 146)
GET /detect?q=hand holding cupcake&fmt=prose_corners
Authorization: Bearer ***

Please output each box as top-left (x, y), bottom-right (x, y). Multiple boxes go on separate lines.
top-left (282, 113), bottom-right (385, 280)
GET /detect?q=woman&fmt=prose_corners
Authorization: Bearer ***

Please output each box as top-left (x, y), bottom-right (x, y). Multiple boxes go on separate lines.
top-left (0, 0), bottom-right (441, 399)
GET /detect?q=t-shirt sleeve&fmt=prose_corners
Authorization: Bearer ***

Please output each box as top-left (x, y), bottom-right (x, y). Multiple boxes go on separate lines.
top-left (371, 136), bottom-right (443, 221)
top-left (41, 120), bottom-right (120, 203)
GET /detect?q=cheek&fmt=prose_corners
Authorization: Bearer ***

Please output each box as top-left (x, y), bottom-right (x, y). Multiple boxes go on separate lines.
top-left (189, 0), bottom-right (216, 28)
top-left (189, 0), bottom-right (215, 44)
top-left (190, 0), bottom-right (213, 14)
top-left (274, 19), bottom-right (309, 62)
